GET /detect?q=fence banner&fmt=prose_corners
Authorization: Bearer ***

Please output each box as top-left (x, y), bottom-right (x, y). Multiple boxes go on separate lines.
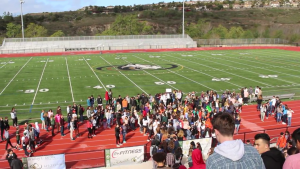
top-left (23, 154), bottom-right (65, 169)
top-left (107, 146), bottom-right (144, 167)
top-left (182, 138), bottom-right (212, 160)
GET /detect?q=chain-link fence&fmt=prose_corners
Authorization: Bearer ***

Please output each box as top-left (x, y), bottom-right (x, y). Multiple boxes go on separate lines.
top-left (195, 38), bottom-right (294, 47)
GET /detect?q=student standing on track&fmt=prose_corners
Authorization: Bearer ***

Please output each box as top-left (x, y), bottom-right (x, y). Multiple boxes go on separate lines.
top-left (79, 104), bottom-right (84, 123)
top-left (10, 107), bottom-right (18, 127)
top-left (0, 117), bottom-right (4, 141)
top-left (115, 124), bottom-right (121, 147)
top-left (21, 132), bottom-right (31, 157)
top-left (50, 115), bottom-right (55, 136)
top-left (60, 115), bottom-right (66, 136)
top-left (55, 112), bottom-right (61, 133)
top-left (70, 118), bottom-right (75, 141)
top-left (87, 117), bottom-right (93, 139)
top-left (4, 128), bottom-right (15, 150)
top-left (41, 110), bottom-right (45, 130)
top-left (121, 123), bottom-right (127, 143)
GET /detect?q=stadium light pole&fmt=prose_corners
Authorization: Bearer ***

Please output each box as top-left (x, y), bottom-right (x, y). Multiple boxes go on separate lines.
top-left (182, 0), bottom-right (185, 38)
top-left (20, 0), bottom-right (25, 41)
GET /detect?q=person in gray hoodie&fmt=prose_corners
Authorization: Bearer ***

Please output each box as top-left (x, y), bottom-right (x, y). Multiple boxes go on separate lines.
top-left (206, 112), bottom-right (265, 169)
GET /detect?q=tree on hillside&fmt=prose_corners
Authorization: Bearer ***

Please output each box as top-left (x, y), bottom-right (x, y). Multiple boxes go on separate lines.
top-left (50, 30), bottom-right (65, 37)
top-left (6, 23), bottom-right (21, 38)
top-left (25, 23), bottom-right (48, 37)
top-left (101, 14), bottom-right (153, 35)
top-left (211, 25), bottom-right (228, 39)
top-left (185, 20), bottom-right (212, 39)
top-left (226, 26), bottom-right (244, 38)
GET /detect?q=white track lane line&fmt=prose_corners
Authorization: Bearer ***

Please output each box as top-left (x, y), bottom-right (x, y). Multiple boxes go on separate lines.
top-left (134, 55), bottom-right (215, 91)
top-left (83, 57), bottom-right (107, 91)
top-left (99, 56), bottom-right (148, 95)
top-left (65, 57), bottom-right (75, 102)
top-left (31, 58), bottom-right (49, 105)
top-left (0, 57), bottom-right (32, 95)
top-left (123, 56), bottom-right (181, 92)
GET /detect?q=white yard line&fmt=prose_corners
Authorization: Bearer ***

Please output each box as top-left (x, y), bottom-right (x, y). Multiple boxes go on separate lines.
top-left (221, 53), bottom-right (300, 79)
top-left (123, 56), bottom-right (181, 92)
top-left (83, 57), bottom-right (107, 91)
top-left (99, 56), bottom-right (149, 95)
top-left (184, 53), bottom-right (273, 86)
top-left (158, 54), bottom-right (243, 88)
top-left (204, 53), bottom-right (297, 84)
top-left (31, 58), bottom-right (49, 105)
top-left (134, 55), bottom-right (215, 90)
top-left (0, 57), bottom-right (32, 95)
top-left (65, 57), bottom-right (75, 102)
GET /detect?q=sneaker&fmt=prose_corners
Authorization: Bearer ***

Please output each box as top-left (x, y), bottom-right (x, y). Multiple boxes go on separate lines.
top-left (123, 141), bottom-right (126, 143)
top-left (282, 122), bottom-right (286, 124)
top-left (147, 139), bottom-right (150, 142)
top-left (120, 143), bottom-right (123, 146)
top-left (144, 134), bottom-right (147, 136)
top-left (35, 145), bottom-right (38, 148)
top-left (117, 144), bottom-right (120, 147)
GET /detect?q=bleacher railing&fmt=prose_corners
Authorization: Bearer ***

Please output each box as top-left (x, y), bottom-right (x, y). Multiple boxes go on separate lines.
top-left (4, 35), bottom-right (190, 42)
top-left (196, 38), bottom-right (293, 47)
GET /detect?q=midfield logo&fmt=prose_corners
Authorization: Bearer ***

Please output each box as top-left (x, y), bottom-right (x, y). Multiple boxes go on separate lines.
top-left (97, 64), bottom-right (178, 71)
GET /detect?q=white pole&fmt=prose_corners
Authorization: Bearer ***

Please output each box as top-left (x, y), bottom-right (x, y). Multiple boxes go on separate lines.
top-left (20, 0), bottom-right (25, 41)
top-left (182, 0), bottom-right (185, 38)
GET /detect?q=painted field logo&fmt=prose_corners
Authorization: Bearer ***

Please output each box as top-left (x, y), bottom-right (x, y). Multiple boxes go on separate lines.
top-left (97, 64), bottom-right (178, 71)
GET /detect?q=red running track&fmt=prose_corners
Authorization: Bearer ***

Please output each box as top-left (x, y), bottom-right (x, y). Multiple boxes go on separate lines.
top-left (0, 100), bottom-right (299, 168)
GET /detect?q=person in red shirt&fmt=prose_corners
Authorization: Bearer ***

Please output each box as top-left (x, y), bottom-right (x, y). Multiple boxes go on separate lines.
top-left (86, 118), bottom-right (93, 139)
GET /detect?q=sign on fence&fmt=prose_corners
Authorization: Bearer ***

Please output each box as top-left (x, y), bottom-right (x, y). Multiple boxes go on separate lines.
top-left (23, 154), bottom-right (66, 169)
top-left (106, 146), bottom-right (144, 167)
top-left (181, 138), bottom-right (212, 160)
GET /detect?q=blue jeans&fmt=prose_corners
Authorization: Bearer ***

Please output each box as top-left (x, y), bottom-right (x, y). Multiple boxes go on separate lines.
top-left (235, 124), bottom-right (240, 133)
top-left (107, 118), bottom-right (111, 126)
top-left (122, 132), bottom-right (126, 142)
top-left (23, 146), bottom-right (29, 156)
top-left (80, 114), bottom-right (83, 122)
top-left (61, 126), bottom-right (64, 135)
top-left (288, 117), bottom-right (291, 126)
top-left (130, 122), bottom-right (135, 130)
top-left (277, 113), bottom-right (282, 122)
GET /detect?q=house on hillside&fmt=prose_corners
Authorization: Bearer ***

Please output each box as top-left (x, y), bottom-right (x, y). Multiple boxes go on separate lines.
top-left (106, 6), bottom-right (115, 9)
top-left (233, 4), bottom-right (241, 9)
top-left (291, 2), bottom-right (299, 7)
top-left (270, 1), bottom-right (280, 7)
top-left (243, 1), bottom-right (252, 8)
top-left (223, 4), bottom-right (230, 9)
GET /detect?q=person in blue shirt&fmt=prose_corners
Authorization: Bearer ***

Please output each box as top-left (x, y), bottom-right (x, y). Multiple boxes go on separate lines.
top-left (87, 97), bottom-right (91, 107)
top-left (282, 104), bottom-right (287, 124)
top-left (41, 110), bottom-right (45, 130)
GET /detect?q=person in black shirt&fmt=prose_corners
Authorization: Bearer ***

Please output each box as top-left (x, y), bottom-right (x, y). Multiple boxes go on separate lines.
top-left (90, 95), bottom-right (95, 108)
top-left (79, 105), bottom-right (84, 123)
top-left (10, 154), bottom-right (23, 169)
top-left (97, 95), bottom-right (103, 107)
top-left (0, 117), bottom-right (4, 141)
top-left (6, 149), bottom-right (16, 167)
top-left (115, 124), bottom-right (121, 147)
top-left (72, 103), bottom-right (78, 115)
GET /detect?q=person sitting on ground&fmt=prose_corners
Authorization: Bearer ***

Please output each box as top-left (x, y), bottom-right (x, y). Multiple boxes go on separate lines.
top-left (206, 112), bottom-right (265, 169)
top-left (254, 133), bottom-right (285, 169)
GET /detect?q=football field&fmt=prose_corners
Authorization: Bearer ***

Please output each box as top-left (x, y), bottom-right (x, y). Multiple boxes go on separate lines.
top-left (1, 49), bottom-right (300, 122)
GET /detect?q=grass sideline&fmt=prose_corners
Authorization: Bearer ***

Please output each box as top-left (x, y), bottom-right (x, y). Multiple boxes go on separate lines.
top-left (1, 49), bottom-right (300, 125)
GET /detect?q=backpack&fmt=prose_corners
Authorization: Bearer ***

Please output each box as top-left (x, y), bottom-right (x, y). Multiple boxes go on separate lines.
top-left (24, 136), bottom-right (29, 146)
top-left (152, 145), bottom-right (158, 156)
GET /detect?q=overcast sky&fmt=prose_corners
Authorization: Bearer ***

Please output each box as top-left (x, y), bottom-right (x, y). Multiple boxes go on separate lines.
top-left (1, 0), bottom-right (177, 15)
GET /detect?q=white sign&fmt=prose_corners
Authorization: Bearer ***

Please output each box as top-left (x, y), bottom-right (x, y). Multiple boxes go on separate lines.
top-left (109, 146), bottom-right (144, 167)
top-left (27, 154), bottom-right (66, 169)
top-left (182, 138), bottom-right (212, 160)
top-left (166, 88), bottom-right (172, 93)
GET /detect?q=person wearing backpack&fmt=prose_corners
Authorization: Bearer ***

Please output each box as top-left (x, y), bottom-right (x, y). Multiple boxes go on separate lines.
top-left (21, 132), bottom-right (31, 157)
top-left (150, 140), bottom-right (158, 169)
top-left (28, 127), bottom-right (36, 153)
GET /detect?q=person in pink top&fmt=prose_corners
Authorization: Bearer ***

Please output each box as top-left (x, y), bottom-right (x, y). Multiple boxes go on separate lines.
top-left (283, 128), bottom-right (300, 169)
top-left (54, 113), bottom-right (61, 132)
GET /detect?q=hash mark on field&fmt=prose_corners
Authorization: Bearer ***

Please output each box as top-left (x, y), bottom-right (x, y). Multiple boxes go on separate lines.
top-left (0, 57), bottom-right (33, 95)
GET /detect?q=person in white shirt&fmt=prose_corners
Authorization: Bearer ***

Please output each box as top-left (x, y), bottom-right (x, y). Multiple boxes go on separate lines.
top-left (153, 119), bottom-right (160, 135)
top-left (287, 108), bottom-right (294, 127)
top-left (271, 96), bottom-right (276, 115)
top-left (105, 109), bottom-right (112, 128)
top-left (10, 107), bottom-right (18, 127)
top-left (255, 86), bottom-right (259, 97)
top-left (21, 132), bottom-right (30, 157)
top-left (142, 117), bottom-right (148, 136)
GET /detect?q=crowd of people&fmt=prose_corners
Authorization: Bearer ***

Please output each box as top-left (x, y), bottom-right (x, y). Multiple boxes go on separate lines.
top-left (1, 87), bottom-right (299, 169)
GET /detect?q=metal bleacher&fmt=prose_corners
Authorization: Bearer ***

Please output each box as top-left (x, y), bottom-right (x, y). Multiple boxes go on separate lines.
top-left (0, 35), bottom-right (197, 54)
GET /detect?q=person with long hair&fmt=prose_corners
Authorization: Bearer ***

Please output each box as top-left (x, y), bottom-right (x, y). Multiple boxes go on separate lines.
top-left (168, 139), bottom-right (176, 154)
top-left (87, 117), bottom-right (93, 138)
top-left (50, 115), bottom-right (55, 136)
top-left (40, 110), bottom-right (45, 130)
top-left (115, 124), bottom-right (121, 147)
top-left (235, 114), bottom-right (241, 134)
top-left (147, 120), bottom-right (154, 142)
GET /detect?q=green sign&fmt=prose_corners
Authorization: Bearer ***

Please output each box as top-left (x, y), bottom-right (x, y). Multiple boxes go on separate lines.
top-left (105, 149), bottom-right (111, 167)
top-left (22, 157), bottom-right (28, 169)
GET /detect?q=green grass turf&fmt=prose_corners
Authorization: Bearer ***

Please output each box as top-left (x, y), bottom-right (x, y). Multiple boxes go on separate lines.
top-left (1, 49), bottom-right (300, 124)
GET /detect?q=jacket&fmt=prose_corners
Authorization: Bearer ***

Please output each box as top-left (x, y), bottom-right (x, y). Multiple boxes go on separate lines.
top-left (261, 148), bottom-right (285, 169)
top-left (189, 149), bottom-right (206, 169)
top-left (277, 136), bottom-right (286, 148)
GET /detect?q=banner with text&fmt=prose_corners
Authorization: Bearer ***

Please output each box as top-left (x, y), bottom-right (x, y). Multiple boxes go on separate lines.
top-left (23, 154), bottom-right (66, 169)
top-left (107, 146), bottom-right (144, 167)
top-left (182, 138), bottom-right (212, 160)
